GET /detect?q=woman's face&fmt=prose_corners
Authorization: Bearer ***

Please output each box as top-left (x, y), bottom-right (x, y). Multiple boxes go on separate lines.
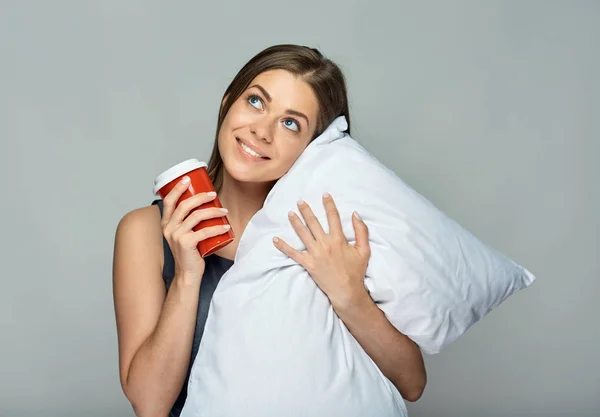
top-left (218, 69), bottom-right (319, 185)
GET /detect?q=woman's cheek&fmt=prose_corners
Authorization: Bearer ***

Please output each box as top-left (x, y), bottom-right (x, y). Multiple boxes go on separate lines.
top-left (236, 109), bottom-right (259, 125)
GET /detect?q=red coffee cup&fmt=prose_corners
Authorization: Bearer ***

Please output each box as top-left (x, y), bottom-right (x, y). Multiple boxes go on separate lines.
top-left (153, 158), bottom-right (235, 257)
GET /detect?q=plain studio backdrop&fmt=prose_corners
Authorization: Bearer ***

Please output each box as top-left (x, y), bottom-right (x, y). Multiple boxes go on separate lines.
top-left (1, 1), bottom-right (598, 416)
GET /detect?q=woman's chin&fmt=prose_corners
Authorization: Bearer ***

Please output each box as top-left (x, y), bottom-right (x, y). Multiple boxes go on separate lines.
top-left (224, 163), bottom-right (273, 185)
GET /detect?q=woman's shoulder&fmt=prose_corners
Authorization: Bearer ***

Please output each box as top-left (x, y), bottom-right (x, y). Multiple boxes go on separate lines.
top-left (117, 203), bottom-right (162, 235)
top-left (114, 203), bottom-right (164, 266)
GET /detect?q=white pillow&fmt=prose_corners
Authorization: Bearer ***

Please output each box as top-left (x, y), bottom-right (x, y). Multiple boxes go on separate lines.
top-left (180, 116), bottom-right (535, 417)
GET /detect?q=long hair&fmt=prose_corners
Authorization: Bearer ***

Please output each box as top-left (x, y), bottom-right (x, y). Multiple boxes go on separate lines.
top-left (206, 44), bottom-right (351, 192)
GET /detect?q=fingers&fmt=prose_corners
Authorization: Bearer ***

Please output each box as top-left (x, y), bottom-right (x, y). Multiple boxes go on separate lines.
top-left (352, 212), bottom-right (371, 258)
top-left (176, 207), bottom-right (228, 235)
top-left (161, 176), bottom-right (194, 223)
top-left (272, 237), bottom-right (308, 268)
top-left (171, 192), bottom-right (218, 225)
top-left (181, 224), bottom-right (232, 248)
top-left (162, 184), bottom-right (218, 236)
top-left (294, 194), bottom-right (344, 244)
top-left (288, 210), bottom-right (317, 250)
top-left (321, 193), bottom-right (344, 238)
top-left (295, 199), bottom-right (325, 240)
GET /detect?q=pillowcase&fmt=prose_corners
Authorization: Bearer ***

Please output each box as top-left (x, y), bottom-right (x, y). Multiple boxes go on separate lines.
top-left (180, 116), bottom-right (535, 416)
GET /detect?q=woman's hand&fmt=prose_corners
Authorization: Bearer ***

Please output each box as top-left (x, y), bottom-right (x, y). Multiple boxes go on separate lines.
top-left (161, 177), bottom-right (231, 281)
top-left (272, 192), bottom-right (427, 401)
top-left (272, 192), bottom-right (371, 310)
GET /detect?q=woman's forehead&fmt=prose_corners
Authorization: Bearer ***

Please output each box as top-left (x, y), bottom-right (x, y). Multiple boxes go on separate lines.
top-left (247, 70), bottom-right (318, 117)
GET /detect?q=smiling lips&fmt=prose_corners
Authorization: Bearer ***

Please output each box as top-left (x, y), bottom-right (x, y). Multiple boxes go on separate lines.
top-left (236, 137), bottom-right (270, 160)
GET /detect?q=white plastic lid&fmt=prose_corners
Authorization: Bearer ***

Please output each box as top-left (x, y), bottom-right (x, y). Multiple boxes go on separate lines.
top-left (153, 158), bottom-right (208, 195)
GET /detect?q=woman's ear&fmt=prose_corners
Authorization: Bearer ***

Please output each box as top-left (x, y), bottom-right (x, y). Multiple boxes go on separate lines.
top-left (221, 94), bottom-right (229, 110)
top-left (219, 94), bottom-right (231, 119)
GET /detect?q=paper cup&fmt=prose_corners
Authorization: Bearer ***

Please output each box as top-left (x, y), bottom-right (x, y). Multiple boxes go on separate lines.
top-left (153, 158), bottom-right (234, 257)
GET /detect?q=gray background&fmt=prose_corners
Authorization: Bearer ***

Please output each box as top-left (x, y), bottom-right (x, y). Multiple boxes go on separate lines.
top-left (1, 1), bottom-right (598, 416)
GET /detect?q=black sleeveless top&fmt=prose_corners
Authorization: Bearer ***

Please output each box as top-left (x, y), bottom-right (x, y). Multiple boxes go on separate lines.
top-left (152, 199), bottom-right (235, 417)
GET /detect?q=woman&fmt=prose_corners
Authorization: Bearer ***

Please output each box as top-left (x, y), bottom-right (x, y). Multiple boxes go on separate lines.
top-left (113, 44), bottom-right (427, 417)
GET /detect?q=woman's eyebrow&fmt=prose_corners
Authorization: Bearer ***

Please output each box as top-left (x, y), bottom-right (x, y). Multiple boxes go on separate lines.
top-left (249, 84), bottom-right (272, 102)
top-left (285, 109), bottom-right (309, 127)
top-left (248, 84), bottom-right (310, 127)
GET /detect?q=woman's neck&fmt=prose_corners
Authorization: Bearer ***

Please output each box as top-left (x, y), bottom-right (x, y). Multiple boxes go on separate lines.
top-left (217, 171), bottom-right (275, 228)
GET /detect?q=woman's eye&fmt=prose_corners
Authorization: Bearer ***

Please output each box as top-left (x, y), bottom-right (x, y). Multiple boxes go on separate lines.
top-left (283, 119), bottom-right (299, 132)
top-left (248, 95), bottom-right (263, 110)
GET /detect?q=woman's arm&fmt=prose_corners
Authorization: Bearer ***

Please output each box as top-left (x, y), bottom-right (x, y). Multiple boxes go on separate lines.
top-left (332, 292), bottom-right (427, 402)
top-left (113, 206), bottom-right (200, 417)
top-left (272, 195), bottom-right (427, 402)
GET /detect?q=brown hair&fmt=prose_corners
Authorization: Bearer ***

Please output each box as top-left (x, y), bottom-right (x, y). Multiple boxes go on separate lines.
top-left (206, 44), bottom-right (351, 192)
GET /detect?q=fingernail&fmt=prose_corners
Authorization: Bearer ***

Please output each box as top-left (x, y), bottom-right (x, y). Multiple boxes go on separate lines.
top-left (297, 200), bottom-right (305, 206)
top-left (223, 224), bottom-right (231, 230)
top-left (181, 176), bottom-right (190, 184)
top-left (273, 237), bottom-right (279, 243)
top-left (219, 208), bottom-right (228, 213)
top-left (288, 210), bottom-right (295, 217)
top-left (207, 191), bottom-right (217, 197)
top-left (353, 211), bottom-right (361, 220)
top-left (323, 192), bottom-right (330, 198)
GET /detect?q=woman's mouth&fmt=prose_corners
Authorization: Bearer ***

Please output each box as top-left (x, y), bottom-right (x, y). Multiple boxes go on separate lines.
top-left (236, 138), bottom-right (270, 161)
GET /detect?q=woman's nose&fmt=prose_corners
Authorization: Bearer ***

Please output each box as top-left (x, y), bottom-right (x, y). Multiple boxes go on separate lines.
top-left (250, 119), bottom-right (274, 143)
